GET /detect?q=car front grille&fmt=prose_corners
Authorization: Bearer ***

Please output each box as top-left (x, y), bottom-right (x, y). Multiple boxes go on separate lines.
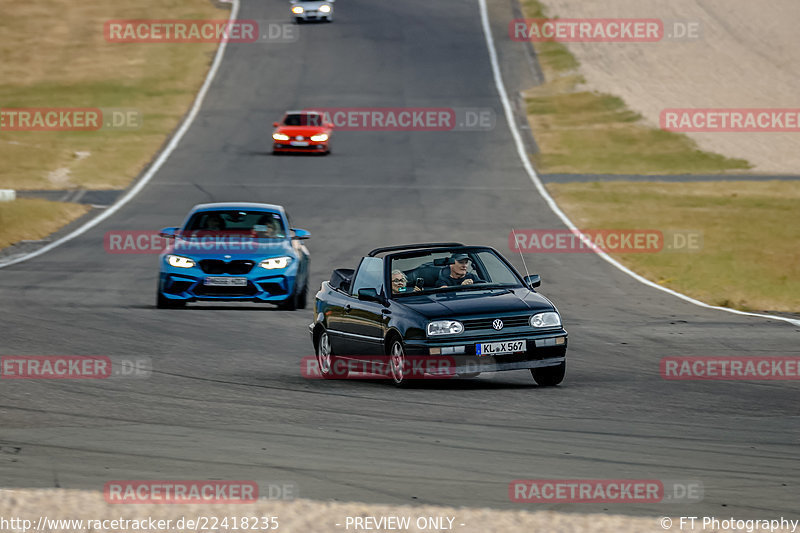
top-left (461, 315), bottom-right (531, 331)
top-left (198, 259), bottom-right (255, 275)
top-left (194, 283), bottom-right (258, 297)
top-left (275, 144), bottom-right (324, 150)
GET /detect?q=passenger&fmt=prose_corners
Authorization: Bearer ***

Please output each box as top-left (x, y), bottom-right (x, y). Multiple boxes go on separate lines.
top-left (205, 213), bottom-right (225, 231)
top-left (437, 253), bottom-right (481, 287)
top-left (391, 270), bottom-right (422, 294)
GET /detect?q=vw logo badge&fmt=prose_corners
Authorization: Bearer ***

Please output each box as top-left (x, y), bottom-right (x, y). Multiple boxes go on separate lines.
top-left (296, 135), bottom-right (304, 140)
top-left (492, 319), bottom-right (504, 330)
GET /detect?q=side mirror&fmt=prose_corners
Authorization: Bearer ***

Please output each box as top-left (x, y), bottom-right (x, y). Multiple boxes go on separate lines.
top-left (273, 121), bottom-right (280, 127)
top-left (358, 288), bottom-right (383, 303)
top-left (524, 274), bottom-right (541, 288)
top-left (159, 227), bottom-right (178, 238)
top-left (292, 228), bottom-right (310, 240)
top-left (326, 122), bottom-right (334, 129)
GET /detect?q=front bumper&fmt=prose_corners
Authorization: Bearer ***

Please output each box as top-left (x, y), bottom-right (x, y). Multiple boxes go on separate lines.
top-left (273, 141), bottom-right (328, 153)
top-left (159, 271), bottom-right (297, 303)
top-left (293, 11), bottom-right (332, 21)
top-left (403, 330), bottom-right (568, 374)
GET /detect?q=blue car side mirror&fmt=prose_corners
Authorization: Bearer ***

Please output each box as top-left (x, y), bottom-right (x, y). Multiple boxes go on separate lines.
top-left (292, 228), bottom-right (311, 240)
top-left (159, 227), bottom-right (178, 238)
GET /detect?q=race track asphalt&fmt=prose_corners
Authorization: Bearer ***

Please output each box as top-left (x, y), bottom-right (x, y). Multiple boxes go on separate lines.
top-left (0, 0), bottom-right (798, 519)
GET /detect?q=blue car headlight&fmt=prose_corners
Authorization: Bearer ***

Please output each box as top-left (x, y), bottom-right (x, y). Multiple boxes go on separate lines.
top-left (530, 312), bottom-right (561, 328)
top-left (427, 320), bottom-right (464, 336)
top-left (259, 256), bottom-right (292, 270)
top-left (167, 255), bottom-right (195, 268)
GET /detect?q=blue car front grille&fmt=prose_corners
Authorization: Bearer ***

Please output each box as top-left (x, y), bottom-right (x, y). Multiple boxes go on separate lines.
top-left (198, 259), bottom-right (255, 275)
top-left (194, 283), bottom-right (258, 297)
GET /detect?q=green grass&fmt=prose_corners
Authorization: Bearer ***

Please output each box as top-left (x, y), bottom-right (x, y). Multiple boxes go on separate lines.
top-left (0, 0), bottom-right (224, 191)
top-left (0, 199), bottom-right (90, 249)
top-left (519, 0), bottom-right (751, 175)
top-left (0, 0), bottom-right (224, 249)
top-left (547, 181), bottom-right (800, 313)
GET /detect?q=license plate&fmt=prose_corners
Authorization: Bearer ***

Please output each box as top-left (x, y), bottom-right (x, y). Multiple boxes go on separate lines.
top-left (476, 340), bottom-right (526, 356)
top-left (204, 277), bottom-right (248, 287)
top-left (290, 141), bottom-right (309, 146)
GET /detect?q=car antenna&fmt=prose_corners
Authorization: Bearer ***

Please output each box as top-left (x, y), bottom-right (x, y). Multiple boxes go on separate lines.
top-left (511, 228), bottom-right (532, 281)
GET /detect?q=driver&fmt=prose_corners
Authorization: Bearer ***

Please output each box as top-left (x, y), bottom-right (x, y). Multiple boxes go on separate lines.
top-left (437, 253), bottom-right (481, 287)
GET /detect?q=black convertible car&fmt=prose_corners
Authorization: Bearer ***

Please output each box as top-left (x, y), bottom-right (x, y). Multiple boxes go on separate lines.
top-left (308, 243), bottom-right (568, 386)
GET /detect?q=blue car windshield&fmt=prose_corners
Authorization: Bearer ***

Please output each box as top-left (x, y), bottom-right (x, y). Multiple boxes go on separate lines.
top-left (184, 210), bottom-right (286, 238)
top-left (389, 249), bottom-right (523, 295)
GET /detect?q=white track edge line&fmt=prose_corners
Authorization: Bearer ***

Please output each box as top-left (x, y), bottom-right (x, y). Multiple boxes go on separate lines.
top-left (477, 0), bottom-right (800, 328)
top-left (0, 0), bottom-right (241, 270)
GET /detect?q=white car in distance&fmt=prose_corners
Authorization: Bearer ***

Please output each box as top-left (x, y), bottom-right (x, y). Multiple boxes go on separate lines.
top-left (291, 0), bottom-right (335, 23)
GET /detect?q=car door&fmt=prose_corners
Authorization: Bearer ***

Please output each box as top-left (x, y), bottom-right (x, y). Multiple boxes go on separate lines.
top-left (337, 257), bottom-right (386, 356)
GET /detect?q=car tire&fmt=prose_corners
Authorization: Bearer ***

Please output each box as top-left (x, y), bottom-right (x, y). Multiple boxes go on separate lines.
top-left (156, 290), bottom-right (185, 309)
top-left (296, 282), bottom-right (308, 309)
top-left (278, 290), bottom-right (298, 311)
top-left (316, 330), bottom-right (347, 379)
top-left (388, 338), bottom-right (409, 387)
top-left (531, 361), bottom-right (566, 387)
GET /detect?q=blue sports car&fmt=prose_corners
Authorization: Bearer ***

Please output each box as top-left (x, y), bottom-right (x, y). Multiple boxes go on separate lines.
top-left (157, 202), bottom-right (310, 309)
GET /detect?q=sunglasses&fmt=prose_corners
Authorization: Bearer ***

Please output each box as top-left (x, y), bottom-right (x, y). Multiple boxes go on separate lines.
top-left (392, 278), bottom-right (406, 284)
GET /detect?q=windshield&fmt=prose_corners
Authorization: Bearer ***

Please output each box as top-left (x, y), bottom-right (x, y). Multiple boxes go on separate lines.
top-left (183, 210), bottom-right (286, 238)
top-left (282, 113), bottom-right (324, 126)
top-left (389, 248), bottom-right (522, 295)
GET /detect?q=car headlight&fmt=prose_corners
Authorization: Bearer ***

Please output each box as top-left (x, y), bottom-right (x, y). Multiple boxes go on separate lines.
top-left (167, 255), bottom-right (195, 268)
top-left (292, 6), bottom-right (304, 13)
top-left (427, 320), bottom-right (464, 336)
top-left (319, 4), bottom-right (331, 12)
top-left (530, 312), bottom-right (561, 328)
top-left (310, 133), bottom-right (328, 142)
top-left (260, 256), bottom-right (292, 270)
top-left (273, 133), bottom-right (290, 141)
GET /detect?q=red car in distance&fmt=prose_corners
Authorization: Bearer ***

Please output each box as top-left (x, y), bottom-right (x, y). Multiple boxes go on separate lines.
top-left (272, 111), bottom-right (333, 155)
